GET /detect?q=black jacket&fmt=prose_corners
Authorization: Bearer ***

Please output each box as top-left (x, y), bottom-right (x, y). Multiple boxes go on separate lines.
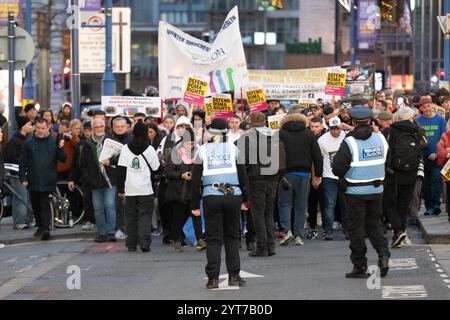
top-left (237, 127), bottom-right (286, 181)
top-left (19, 135), bottom-right (67, 192)
top-left (4, 131), bottom-right (29, 165)
top-left (78, 136), bottom-right (118, 190)
top-left (69, 138), bottom-right (88, 185)
top-left (110, 132), bottom-right (134, 166)
top-left (387, 120), bottom-right (424, 185)
top-left (164, 146), bottom-right (195, 203)
top-left (279, 113), bottom-right (323, 177)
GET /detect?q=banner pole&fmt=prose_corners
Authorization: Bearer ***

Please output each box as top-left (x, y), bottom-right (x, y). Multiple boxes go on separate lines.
top-left (240, 88), bottom-right (244, 118)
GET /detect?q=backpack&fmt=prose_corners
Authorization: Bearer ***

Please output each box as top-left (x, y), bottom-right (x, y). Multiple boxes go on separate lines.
top-left (391, 130), bottom-right (422, 172)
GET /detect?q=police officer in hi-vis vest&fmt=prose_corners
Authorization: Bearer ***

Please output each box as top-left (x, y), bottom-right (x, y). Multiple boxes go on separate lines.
top-left (332, 106), bottom-right (391, 279)
top-left (191, 118), bottom-right (249, 290)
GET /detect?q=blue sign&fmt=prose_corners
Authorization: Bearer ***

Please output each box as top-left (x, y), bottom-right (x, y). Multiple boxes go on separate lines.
top-left (66, 0), bottom-right (101, 11)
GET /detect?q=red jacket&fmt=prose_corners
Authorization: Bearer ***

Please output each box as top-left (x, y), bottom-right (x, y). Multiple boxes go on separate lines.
top-left (437, 131), bottom-right (450, 166)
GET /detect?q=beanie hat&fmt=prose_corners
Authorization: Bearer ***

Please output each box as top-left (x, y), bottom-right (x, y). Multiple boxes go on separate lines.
top-left (133, 120), bottom-right (148, 139)
top-left (16, 116), bottom-right (30, 130)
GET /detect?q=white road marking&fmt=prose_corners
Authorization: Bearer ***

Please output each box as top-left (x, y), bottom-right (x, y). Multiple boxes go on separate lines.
top-left (0, 244), bottom-right (5, 249)
top-left (437, 269), bottom-right (444, 273)
top-left (5, 257), bottom-right (19, 264)
top-left (382, 285), bottom-right (428, 299)
top-left (206, 271), bottom-right (264, 291)
top-left (14, 265), bottom-right (34, 274)
top-left (440, 274), bottom-right (449, 278)
top-left (431, 257), bottom-right (436, 261)
top-left (389, 258), bottom-right (418, 271)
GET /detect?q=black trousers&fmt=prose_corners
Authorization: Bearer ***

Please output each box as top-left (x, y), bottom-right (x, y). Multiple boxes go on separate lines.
top-left (30, 191), bottom-right (52, 233)
top-left (308, 185), bottom-right (324, 229)
top-left (116, 194), bottom-right (126, 232)
top-left (241, 209), bottom-right (255, 243)
top-left (81, 183), bottom-right (95, 224)
top-left (446, 182), bottom-right (450, 219)
top-left (249, 179), bottom-right (278, 251)
top-left (384, 180), bottom-right (416, 233)
top-left (171, 202), bottom-right (203, 242)
top-left (125, 195), bottom-right (153, 249)
top-left (203, 195), bottom-right (242, 279)
top-left (345, 194), bottom-right (390, 268)
top-left (157, 180), bottom-right (173, 237)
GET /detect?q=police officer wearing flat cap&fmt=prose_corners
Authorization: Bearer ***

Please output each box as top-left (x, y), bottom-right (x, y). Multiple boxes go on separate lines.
top-left (332, 106), bottom-right (390, 278)
top-left (191, 118), bottom-right (249, 289)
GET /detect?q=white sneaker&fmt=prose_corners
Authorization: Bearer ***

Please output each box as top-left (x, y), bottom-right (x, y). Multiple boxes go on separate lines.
top-left (294, 236), bottom-right (304, 246)
top-left (280, 231), bottom-right (294, 246)
top-left (333, 222), bottom-right (341, 231)
top-left (402, 234), bottom-right (412, 246)
top-left (81, 222), bottom-right (93, 231)
top-left (115, 230), bottom-right (126, 240)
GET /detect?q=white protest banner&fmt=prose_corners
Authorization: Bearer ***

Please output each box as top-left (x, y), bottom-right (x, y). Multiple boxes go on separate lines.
top-left (183, 73), bottom-right (210, 105)
top-left (248, 67), bottom-right (344, 101)
top-left (158, 6), bottom-right (248, 100)
top-left (99, 138), bottom-right (123, 162)
top-left (268, 114), bottom-right (286, 131)
top-left (101, 96), bottom-right (161, 118)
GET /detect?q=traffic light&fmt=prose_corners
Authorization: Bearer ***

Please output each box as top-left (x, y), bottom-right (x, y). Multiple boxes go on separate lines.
top-left (63, 58), bottom-right (71, 91)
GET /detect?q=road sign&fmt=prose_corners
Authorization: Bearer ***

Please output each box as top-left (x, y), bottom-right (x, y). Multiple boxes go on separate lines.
top-left (79, 7), bottom-right (131, 73)
top-left (437, 15), bottom-right (450, 35)
top-left (0, 26), bottom-right (35, 70)
top-left (339, 0), bottom-right (351, 12)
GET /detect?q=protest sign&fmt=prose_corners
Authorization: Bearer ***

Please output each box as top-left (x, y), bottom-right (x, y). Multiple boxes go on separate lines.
top-left (101, 96), bottom-right (161, 118)
top-left (98, 138), bottom-right (123, 163)
top-left (268, 114), bottom-right (286, 131)
top-left (204, 98), bottom-right (213, 117)
top-left (211, 93), bottom-right (233, 119)
top-left (246, 87), bottom-right (267, 112)
top-left (441, 158), bottom-right (450, 181)
top-left (183, 74), bottom-right (209, 105)
top-left (343, 63), bottom-right (375, 101)
top-left (325, 72), bottom-right (346, 96)
top-left (158, 6), bottom-right (248, 100)
top-left (248, 67), bottom-right (344, 101)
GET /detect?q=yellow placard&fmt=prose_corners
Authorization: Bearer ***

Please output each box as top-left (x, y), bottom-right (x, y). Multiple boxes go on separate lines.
top-left (267, 114), bottom-right (285, 131)
top-left (211, 95), bottom-right (233, 112)
top-left (246, 88), bottom-right (266, 105)
top-left (326, 72), bottom-right (346, 88)
top-left (185, 77), bottom-right (208, 97)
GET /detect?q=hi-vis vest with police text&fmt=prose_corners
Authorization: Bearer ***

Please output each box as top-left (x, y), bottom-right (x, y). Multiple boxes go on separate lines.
top-left (344, 132), bottom-right (388, 195)
top-left (199, 141), bottom-right (242, 197)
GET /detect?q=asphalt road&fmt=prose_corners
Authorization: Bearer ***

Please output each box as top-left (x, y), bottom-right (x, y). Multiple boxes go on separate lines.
top-left (0, 226), bottom-right (449, 300)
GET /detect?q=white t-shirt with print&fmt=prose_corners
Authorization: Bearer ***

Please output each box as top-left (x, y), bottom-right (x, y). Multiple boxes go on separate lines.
top-left (118, 145), bottom-right (160, 196)
top-left (318, 131), bottom-right (346, 180)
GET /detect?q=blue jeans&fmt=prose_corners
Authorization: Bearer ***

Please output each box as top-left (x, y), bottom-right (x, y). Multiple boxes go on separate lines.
top-left (423, 159), bottom-right (442, 212)
top-left (92, 186), bottom-right (117, 236)
top-left (321, 178), bottom-right (347, 233)
top-left (11, 177), bottom-right (31, 225)
top-left (278, 174), bottom-right (310, 238)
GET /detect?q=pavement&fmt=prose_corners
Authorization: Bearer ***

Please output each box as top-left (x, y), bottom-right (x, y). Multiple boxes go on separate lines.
top-left (0, 225), bottom-right (449, 300)
top-left (418, 212), bottom-right (450, 244)
top-left (0, 216), bottom-right (95, 245)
